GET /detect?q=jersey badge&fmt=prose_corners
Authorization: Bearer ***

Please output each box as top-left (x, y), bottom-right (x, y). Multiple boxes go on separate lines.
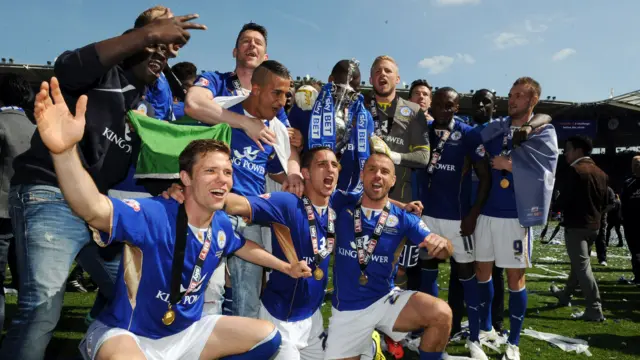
top-left (385, 214), bottom-right (399, 228)
top-left (451, 131), bottom-right (462, 141)
top-left (122, 199), bottom-right (140, 212)
top-left (217, 230), bottom-right (226, 248)
top-left (475, 144), bottom-right (486, 157)
top-left (400, 107), bottom-right (412, 117)
top-left (195, 78), bottom-right (209, 87)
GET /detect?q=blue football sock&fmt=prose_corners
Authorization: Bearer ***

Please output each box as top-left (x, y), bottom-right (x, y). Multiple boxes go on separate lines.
top-left (508, 287), bottom-right (527, 346)
top-left (420, 268), bottom-right (439, 297)
top-left (461, 275), bottom-right (480, 342)
top-left (478, 277), bottom-right (494, 332)
top-left (221, 328), bottom-right (281, 359)
top-left (222, 286), bottom-right (233, 315)
top-left (420, 350), bottom-right (444, 360)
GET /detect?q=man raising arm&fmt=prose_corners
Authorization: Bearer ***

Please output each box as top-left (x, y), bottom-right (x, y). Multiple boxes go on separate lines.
top-left (35, 78), bottom-right (311, 360)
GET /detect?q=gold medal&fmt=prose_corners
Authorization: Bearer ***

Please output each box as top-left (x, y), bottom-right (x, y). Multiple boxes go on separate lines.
top-left (314, 267), bottom-right (324, 280)
top-left (500, 178), bottom-right (510, 189)
top-left (162, 309), bottom-right (175, 326)
top-left (359, 273), bottom-right (368, 286)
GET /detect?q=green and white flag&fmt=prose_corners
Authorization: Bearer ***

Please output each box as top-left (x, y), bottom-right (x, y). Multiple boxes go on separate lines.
top-left (127, 110), bottom-right (232, 180)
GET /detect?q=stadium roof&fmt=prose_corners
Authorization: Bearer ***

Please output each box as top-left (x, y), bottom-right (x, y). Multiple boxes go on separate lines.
top-left (603, 90), bottom-right (640, 111)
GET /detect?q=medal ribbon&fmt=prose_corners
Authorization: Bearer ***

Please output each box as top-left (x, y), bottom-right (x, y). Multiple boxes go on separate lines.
top-left (168, 205), bottom-right (213, 311)
top-left (426, 120), bottom-right (456, 183)
top-left (499, 118), bottom-right (513, 182)
top-left (354, 201), bottom-right (391, 273)
top-left (302, 196), bottom-right (335, 266)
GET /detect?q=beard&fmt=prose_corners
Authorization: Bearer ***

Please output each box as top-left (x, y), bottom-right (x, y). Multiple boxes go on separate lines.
top-left (363, 186), bottom-right (389, 202)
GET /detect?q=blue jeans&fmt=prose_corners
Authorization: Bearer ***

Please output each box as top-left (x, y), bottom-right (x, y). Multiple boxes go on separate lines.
top-left (0, 185), bottom-right (121, 360)
top-left (227, 215), bottom-right (265, 318)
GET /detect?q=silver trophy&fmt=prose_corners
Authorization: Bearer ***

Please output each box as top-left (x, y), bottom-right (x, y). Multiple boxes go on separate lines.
top-left (333, 58), bottom-right (360, 148)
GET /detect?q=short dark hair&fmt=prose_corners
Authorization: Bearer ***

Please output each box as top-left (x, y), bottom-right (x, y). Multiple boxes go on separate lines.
top-left (566, 135), bottom-right (593, 156)
top-left (409, 79), bottom-right (432, 98)
top-left (0, 74), bottom-right (33, 108)
top-left (331, 60), bottom-right (360, 83)
top-left (301, 146), bottom-right (334, 169)
top-left (235, 22), bottom-right (268, 48)
top-left (134, 5), bottom-right (170, 28)
top-left (513, 77), bottom-right (541, 98)
top-left (171, 62), bottom-right (198, 83)
top-left (434, 86), bottom-right (459, 102)
top-left (472, 88), bottom-right (495, 102)
top-left (179, 139), bottom-right (231, 176)
top-left (251, 60), bottom-right (291, 86)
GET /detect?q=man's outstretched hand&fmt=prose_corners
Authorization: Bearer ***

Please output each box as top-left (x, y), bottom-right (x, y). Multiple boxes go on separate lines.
top-left (35, 77), bottom-right (87, 154)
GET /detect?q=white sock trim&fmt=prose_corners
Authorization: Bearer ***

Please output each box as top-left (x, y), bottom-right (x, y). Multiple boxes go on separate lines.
top-left (477, 276), bottom-right (493, 284)
top-left (509, 287), bottom-right (526, 293)
top-left (459, 274), bottom-right (477, 282)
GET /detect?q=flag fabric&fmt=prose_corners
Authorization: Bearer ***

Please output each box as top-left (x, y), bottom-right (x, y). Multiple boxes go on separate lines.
top-left (511, 124), bottom-right (559, 226)
top-left (127, 110), bottom-right (232, 180)
top-left (481, 119), bottom-right (559, 227)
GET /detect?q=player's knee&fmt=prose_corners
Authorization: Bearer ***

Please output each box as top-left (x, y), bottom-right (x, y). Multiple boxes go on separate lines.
top-left (506, 269), bottom-right (525, 290)
top-left (430, 298), bottom-right (453, 329)
top-left (246, 321), bottom-right (281, 359)
top-left (475, 262), bottom-right (493, 281)
top-left (255, 319), bottom-right (277, 339)
top-left (457, 262), bottom-right (475, 280)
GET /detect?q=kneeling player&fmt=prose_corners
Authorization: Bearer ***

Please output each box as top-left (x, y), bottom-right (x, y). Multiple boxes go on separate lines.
top-left (325, 153), bottom-right (454, 360)
top-left (34, 79), bottom-right (311, 360)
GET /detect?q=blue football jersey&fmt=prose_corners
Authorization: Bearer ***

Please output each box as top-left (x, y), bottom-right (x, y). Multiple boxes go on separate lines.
top-left (194, 71), bottom-right (289, 125)
top-left (226, 102), bottom-right (284, 196)
top-left (145, 73), bottom-right (174, 121)
top-left (332, 203), bottom-right (431, 311)
top-left (96, 197), bottom-right (245, 339)
top-left (247, 191), bottom-right (358, 321)
top-left (480, 117), bottom-right (518, 219)
top-left (419, 119), bottom-right (485, 220)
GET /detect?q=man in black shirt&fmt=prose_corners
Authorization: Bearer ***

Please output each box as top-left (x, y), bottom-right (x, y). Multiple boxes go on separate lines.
top-left (1, 13), bottom-right (205, 360)
top-left (621, 155), bottom-right (640, 284)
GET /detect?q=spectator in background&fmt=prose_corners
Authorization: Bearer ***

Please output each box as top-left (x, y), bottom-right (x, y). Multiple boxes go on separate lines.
top-left (552, 135), bottom-right (607, 322)
top-left (620, 155), bottom-right (640, 285)
top-left (0, 74), bottom-right (36, 330)
top-left (606, 191), bottom-right (624, 247)
top-left (595, 186), bottom-right (617, 266)
top-left (171, 61), bottom-right (198, 119)
top-left (0, 12), bottom-right (205, 359)
top-left (408, 79), bottom-right (434, 118)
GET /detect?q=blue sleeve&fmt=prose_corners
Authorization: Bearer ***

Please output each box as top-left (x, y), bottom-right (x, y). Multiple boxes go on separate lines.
top-left (267, 152), bottom-right (285, 174)
top-left (330, 190), bottom-right (360, 213)
top-left (173, 102), bottom-right (185, 120)
top-left (97, 197), bottom-right (159, 248)
top-left (288, 106), bottom-right (311, 149)
top-left (194, 72), bottom-right (223, 97)
top-left (404, 212), bottom-right (431, 246)
top-left (247, 192), bottom-right (295, 225)
top-left (145, 74), bottom-right (174, 121)
top-left (465, 128), bottom-right (485, 162)
top-left (277, 108), bottom-right (291, 127)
